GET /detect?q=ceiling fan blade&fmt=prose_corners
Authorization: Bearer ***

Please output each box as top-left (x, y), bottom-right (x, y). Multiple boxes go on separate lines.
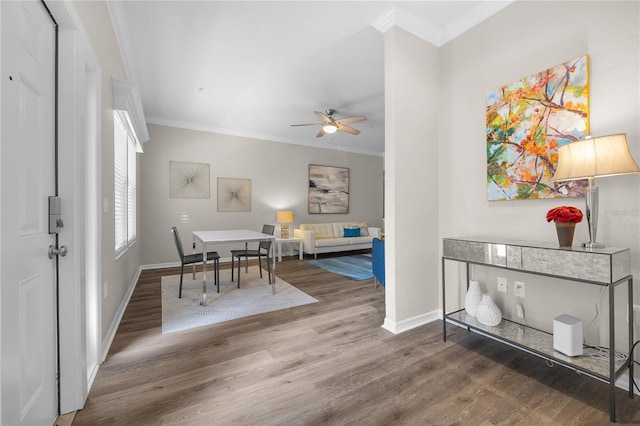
top-left (294, 110), bottom-right (364, 136)
top-left (314, 111), bottom-right (333, 124)
top-left (337, 124), bottom-right (360, 135)
top-left (336, 115), bottom-right (366, 125)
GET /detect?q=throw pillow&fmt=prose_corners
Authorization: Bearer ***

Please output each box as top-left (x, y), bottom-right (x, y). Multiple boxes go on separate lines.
top-left (343, 227), bottom-right (361, 237)
top-left (352, 222), bottom-right (369, 236)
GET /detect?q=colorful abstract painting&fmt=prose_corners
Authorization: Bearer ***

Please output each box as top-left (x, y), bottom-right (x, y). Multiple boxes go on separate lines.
top-left (486, 55), bottom-right (589, 201)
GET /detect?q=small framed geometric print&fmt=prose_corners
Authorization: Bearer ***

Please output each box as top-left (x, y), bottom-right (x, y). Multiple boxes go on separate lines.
top-left (170, 161), bottom-right (210, 199)
top-left (217, 178), bottom-right (252, 212)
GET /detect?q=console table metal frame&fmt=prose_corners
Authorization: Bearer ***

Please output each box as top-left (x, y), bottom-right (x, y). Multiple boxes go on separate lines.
top-left (441, 238), bottom-right (634, 423)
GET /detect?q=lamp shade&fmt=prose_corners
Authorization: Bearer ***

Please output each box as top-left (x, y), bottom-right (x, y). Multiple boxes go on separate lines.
top-left (276, 210), bottom-right (293, 224)
top-left (552, 133), bottom-right (640, 181)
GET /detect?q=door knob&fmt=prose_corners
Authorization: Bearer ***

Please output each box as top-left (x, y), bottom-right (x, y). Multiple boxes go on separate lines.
top-left (48, 245), bottom-right (69, 259)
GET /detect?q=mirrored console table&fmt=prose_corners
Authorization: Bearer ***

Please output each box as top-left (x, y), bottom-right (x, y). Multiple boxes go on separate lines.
top-left (442, 237), bottom-right (634, 423)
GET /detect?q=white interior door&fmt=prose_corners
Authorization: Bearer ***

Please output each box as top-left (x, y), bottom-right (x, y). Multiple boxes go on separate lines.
top-left (1, 1), bottom-right (58, 424)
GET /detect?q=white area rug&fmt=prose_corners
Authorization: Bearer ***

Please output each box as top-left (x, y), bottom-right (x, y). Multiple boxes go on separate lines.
top-left (161, 269), bottom-right (318, 334)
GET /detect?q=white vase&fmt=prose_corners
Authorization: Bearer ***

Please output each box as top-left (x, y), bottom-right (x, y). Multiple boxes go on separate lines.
top-left (476, 293), bottom-right (502, 326)
top-left (464, 280), bottom-right (483, 317)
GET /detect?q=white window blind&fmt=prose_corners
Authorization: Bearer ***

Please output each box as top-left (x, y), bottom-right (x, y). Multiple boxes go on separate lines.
top-left (114, 111), bottom-right (139, 256)
top-left (127, 132), bottom-right (136, 245)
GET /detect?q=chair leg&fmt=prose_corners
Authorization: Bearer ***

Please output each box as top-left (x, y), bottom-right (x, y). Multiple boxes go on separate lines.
top-left (267, 255), bottom-right (272, 284)
top-left (244, 242), bottom-right (249, 273)
top-left (258, 255), bottom-right (263, 278)
top-left (215, 259), bottom-right (220, 293)
top-left (231, 256), bottom-right (235, 282)
top-left (179, 263), bottom-right (185, 298)
top-left (237, 256), bottom-right (242, 288)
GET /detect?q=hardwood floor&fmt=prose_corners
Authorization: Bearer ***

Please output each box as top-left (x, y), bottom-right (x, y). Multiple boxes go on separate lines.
top-left (72, 257), bottom-right (640, 425)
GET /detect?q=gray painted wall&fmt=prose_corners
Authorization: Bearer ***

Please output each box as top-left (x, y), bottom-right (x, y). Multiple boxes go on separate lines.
top-left (140, 123), bottom-right (384, 264)
top-left (438, 1), bottom-right (639, 349)
top-left (74, 0), bottom-right (142, 341)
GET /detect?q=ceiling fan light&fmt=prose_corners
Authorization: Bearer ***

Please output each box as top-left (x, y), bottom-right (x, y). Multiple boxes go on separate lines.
top-left (323, 124), bottom-right (337, 134)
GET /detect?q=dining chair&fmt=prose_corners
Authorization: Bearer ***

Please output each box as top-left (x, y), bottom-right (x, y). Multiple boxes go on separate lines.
top-left (171, 226), bottom-right (220, 298)
top-left (231, 224), bottom-right (275, 287)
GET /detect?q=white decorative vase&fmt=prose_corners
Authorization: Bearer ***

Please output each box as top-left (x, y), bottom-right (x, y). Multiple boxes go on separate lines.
top-left (464, 280), bottom-right (483, 317)
top-left (476, 293), bottom-right (502, 326)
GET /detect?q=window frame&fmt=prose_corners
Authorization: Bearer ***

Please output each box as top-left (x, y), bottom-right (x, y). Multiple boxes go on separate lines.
top-left (114, 110), bottom-right (140, 258)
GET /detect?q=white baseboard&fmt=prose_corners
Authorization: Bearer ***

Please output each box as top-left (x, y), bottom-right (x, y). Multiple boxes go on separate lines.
top-left (382, 309), bottom-right (442, 334)
top-left (100, 266), bottom-right (142, 362)
top-left (140, 261), bottom-right (179, 270)
top-left (86, 363), bottom-right (100, 392)
top-left (140, 257), bottom-right (238, 271)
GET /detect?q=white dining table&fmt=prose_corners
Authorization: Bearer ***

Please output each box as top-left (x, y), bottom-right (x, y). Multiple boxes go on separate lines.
top-left (192, 229), bottom-right (277, 305)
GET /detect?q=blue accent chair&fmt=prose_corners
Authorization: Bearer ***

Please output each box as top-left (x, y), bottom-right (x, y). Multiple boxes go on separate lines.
top-left (372, 237), bottom-right (385, 288)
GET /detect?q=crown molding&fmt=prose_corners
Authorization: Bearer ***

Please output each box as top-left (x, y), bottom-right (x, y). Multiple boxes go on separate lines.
top-left (372, 5), bottom-right (441, 46)
top-left (145, 116), bottom-right (384, 158)
top-left (372, 1), bottom-right (515, 47)
top-left (442, 1), bottom-right (514, 44)
top-left (371, 7), bottom-right (395, 34)
top-left (395, 5), bottom-right (443, 46)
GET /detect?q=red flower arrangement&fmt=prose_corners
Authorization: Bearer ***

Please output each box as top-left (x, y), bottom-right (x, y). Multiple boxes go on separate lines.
top-left (546, 206), bottom-right (583, 224)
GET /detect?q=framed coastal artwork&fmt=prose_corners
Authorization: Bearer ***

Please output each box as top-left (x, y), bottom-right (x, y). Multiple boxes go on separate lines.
top-left (308, 164), bottom-right (349, 214)
top-left (217, 178), bottom-right (252, 212)
top-left (486, 55), bottom-right (590, 201)
top-left (169, 161), bottom-right (210, 199)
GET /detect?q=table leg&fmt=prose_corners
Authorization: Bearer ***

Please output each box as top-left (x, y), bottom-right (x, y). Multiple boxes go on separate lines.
top-left (630, 277), bottom-right (635, 399)
top-left (201, 241), bottom-right (208, 306)
top-left (278, 240), bottom-right (283, 263)
top-left (298, 240), bottom-right (303, 260)
top-left (192, 236), bottom-right (196, 279)
top-left (244, 242), bottom-right (249, 272)
top-left (271, 240), bottom-right (276, 294)
top-left (609, 283), bottom-right (615, 422)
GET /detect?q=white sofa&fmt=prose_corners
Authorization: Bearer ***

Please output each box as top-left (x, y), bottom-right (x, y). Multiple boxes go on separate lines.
top-left (293, 222), bottom-right (381, 258)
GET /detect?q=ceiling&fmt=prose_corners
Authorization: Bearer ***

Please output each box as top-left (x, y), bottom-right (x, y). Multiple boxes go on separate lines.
top-left (109, 1), bottom-right (513, 156)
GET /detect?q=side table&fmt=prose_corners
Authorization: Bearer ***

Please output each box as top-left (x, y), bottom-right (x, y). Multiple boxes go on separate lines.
top-left (275, 238), bottom-right (303, 262)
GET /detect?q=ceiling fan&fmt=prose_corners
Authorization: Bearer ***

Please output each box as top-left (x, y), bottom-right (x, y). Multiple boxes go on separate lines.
top-left (291, 109), bottom-right (367, 138)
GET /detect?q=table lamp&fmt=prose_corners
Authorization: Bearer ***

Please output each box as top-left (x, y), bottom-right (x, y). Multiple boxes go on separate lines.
top-left (277, 210), bottom-right (293, 239)
top-left (552, 133), bottom-right (640, 248)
